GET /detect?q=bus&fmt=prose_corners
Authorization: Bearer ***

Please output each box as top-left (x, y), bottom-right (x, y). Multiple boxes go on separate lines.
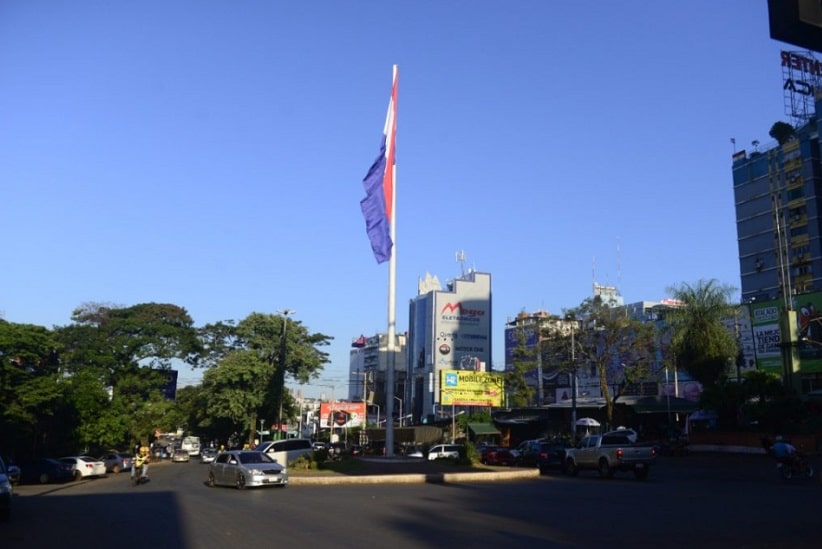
top-left (181, 436), bottom-right (201, 457)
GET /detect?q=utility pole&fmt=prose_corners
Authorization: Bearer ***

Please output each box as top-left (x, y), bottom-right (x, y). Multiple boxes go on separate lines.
top-left (276, 309), bottom-right (296, 440)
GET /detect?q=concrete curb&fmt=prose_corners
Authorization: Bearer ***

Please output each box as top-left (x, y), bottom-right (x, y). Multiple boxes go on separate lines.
top-left (289, 468), bottom-right (540, 486)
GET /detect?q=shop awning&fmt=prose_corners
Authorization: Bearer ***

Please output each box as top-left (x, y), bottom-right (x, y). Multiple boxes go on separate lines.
top-left (618, 395), bottom-right (698, 414)
top-left (468, 422), bottom-right (500, 435)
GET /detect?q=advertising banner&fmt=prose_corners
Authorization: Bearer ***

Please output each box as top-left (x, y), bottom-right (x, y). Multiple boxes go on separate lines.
top-left (750, 299), bottom-right (784, 374)
top-left (319, 401), bottom-right (366, 429)
top-left (439, 369), bottom-right (504, 407)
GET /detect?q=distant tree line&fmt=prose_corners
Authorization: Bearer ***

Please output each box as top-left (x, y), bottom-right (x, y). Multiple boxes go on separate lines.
top-left (0, 302), bottom-right (331, 460)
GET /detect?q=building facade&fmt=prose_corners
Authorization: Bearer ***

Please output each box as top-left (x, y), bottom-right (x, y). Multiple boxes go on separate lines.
top-left (731, 71), bottom-right (822, 394)
top-left (406, 270), bottom-right (492, 423)
top-left (348, 332), bottom-right (408, 423)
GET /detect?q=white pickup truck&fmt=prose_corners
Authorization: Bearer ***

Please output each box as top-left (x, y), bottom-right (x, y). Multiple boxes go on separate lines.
top-left (564, 432), bottom-right (657, 480)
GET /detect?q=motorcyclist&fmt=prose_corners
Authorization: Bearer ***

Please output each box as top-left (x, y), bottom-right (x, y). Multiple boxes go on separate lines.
top-left (771, 435), bottom-right (797, 465)
top-left (132, 444), bottom-right (150, 481)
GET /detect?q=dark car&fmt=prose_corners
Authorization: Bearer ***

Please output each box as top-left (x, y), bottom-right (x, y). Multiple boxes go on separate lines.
top-left (536, 442), bottom-right (572, 474)
top-left (479, 446), bottom-right (515, 466)
top-left (18, 458), bottom-right (74, 484)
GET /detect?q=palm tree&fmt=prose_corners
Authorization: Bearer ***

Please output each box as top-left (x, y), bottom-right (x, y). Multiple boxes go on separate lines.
top-left (665, 279), bottom-right (739, 386)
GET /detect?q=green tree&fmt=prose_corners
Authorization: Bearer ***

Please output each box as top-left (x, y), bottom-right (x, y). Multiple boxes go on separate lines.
top-left (565, 297), bottom-right (656, 426)
top-left (201, 350), bottom-right (270, 442)
top-left (666, 279), bottom-right (739, 386)
top-left (56, 302), bottom-right (204, 448)
top-left (0, 320), bottom-right (64, 455)
top-left (769, 121), bottom-right (795, 145)
top-left (198, 312), bottom-right (332, 443)
top-left (505, 322), bottom-right (536, 407)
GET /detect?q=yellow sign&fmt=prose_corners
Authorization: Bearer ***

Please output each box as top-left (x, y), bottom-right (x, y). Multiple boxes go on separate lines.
top-left (439, 370), bottom-right (504, 407)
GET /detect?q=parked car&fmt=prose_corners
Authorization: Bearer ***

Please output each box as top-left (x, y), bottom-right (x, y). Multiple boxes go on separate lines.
top-left (428, 444), bottom-right (462, 461)
top-left (480, 446), bottom-right (516, 466)
top-left (403, 446), bottom-right (425, 458)
top-left (0, 456), bottom-right (12, 521)
top-left (172, 449), bottom-right (190, 463)
top-left (18, 458), bottom-right (75, 484)
top-left (207, 450), bottom-right (288, 489)
top-left (535, 442), bottom-right (572, 474)
top-left (99, 452), bottom-right (133, 474)
top-left (511, 439), bottom-right (544, 464)
top-left (60, 456), bottom-right (107, 480)
top-left (200, 448), bottom-right (218, 464)
top-left (312, 441), bottom-right (329, 451)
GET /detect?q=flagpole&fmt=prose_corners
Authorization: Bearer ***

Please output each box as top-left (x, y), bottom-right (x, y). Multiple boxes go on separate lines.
top-left (385, 64), bottom-right (398, 458)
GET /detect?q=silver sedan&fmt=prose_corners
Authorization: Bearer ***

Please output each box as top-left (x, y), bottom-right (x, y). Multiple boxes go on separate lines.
top-left (207, 450), bottom-right (288, 489)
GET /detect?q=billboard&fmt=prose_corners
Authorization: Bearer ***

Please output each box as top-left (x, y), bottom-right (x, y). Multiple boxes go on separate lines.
top-left (319, 401), bottom-right (367, 429)
top-left (439, 369), bottom-right (504, 407)
top-left (769, 0), bottom-right (822, 52)
top-left (749, 293), bottom-right (822, 376)
top-left (159, 369), bottom-right (178, 401)
top-left (750, 299), bottom-right (784, 374)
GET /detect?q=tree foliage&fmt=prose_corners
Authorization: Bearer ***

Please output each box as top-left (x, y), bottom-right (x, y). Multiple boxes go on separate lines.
top-left (505, 323), bottom-right (537, 407)
top-left (769, 121), bottom-right (795, 145)
top-left (665, 279), bottom-right (739, 386)
top-left (564, 297), bottom-right (656, 425)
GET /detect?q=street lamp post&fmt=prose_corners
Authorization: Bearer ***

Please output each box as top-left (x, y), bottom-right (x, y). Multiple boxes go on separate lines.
top-left (393, 396), bottom-right (403, 428)
top-left (259, 419), bottom-right (265, 443)
top-left (451, 401), bottom-right (456, 443)
top-left (372, 403), bottom-right (380, 428)
top-left (276, 309), bottom-right (296, 440)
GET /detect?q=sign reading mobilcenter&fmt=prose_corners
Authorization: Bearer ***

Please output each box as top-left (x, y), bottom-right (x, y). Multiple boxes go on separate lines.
top-left (439, 369), bottom-right (504, 407)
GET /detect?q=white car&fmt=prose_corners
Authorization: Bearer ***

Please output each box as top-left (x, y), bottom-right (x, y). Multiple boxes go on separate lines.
top-left (200, 448), bottom-right (218, 464)
top-left (60, 456), bottom-right (107, 480)
top-left (427, 444), bottom-right (462, 461)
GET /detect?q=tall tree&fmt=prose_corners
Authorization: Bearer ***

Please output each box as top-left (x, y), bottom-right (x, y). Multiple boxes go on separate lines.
top-left (198, 312), bottom-right (332, 443)
top-left (565, 297), bottom-right (656, 426)
top-left (505, 322), bottom-right (537, 407)
top-left (666, 279), bottom-right (739, 386)
top-left (0, 320), bottom-right (64, 456)
top-left (56, 302), bottom-right (203, 448)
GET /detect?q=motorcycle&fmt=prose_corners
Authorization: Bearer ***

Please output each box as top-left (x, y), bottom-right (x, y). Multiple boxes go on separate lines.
top-left (775, 454), bottom-right (815, 481)
top-left (131, 460), bottom-right (149, 486)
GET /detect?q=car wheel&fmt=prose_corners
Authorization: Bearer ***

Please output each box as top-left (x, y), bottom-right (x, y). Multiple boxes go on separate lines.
top-left (565, 460), bottom-right (578, 476)
top-left (236, 474), bottom-right (246, 490)
top-left (598, 458), bottom-right (613, 479)
top-left (74, 470), bottom-right (83, 481)
top-left (39, 473), bottom-right (50, 484)
top-left (207, 472), bottom-right (216, 487)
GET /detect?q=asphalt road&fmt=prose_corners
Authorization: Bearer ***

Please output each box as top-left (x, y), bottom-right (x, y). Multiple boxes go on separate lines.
top-left (2, 453), bottom-right (820, 548)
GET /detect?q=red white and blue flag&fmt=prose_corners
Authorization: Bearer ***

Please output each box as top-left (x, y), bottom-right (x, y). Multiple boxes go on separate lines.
top-left (360, 66), bottom-right (397, 264)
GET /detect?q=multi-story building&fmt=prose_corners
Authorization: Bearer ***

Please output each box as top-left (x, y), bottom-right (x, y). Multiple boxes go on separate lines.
top-left (732, 55), bottom-right (822, 393)
top-left (348, 332), bottom-right (407, 422)
top-left (406, 270), bottom-right (492, 423)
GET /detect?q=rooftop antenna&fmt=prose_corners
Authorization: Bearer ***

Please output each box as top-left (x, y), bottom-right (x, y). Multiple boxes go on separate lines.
top-left (616, 237), bottom-right (622, 295)
top-left (592, 255), bottom-right (597, 288)
top-left (456, 250), bottom-right (467, 277)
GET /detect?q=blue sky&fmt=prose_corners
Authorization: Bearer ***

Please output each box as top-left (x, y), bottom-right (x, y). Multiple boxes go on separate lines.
top-left (0, 1), bottom-right (794, 397)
